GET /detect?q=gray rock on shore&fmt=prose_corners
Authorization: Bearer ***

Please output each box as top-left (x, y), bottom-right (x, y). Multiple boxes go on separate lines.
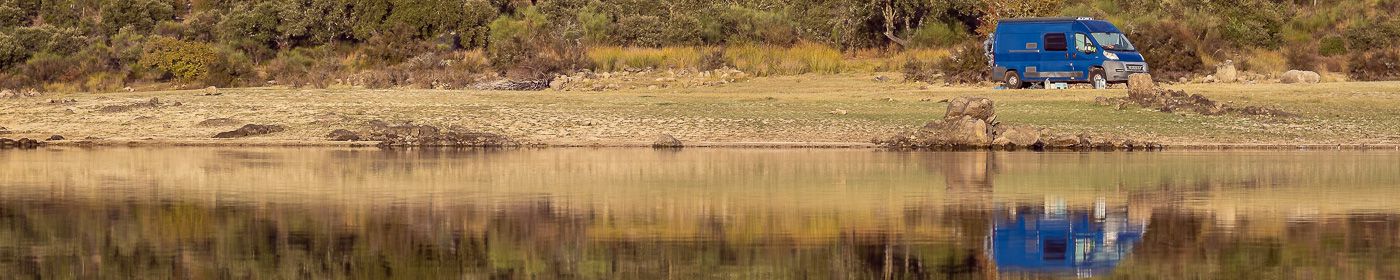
top-left (652, 134), bottom-right (683, 148)
top-left (1280, 70), bottom-right (1321, 84)
top-left (214, 124), bottom-right (287, 138)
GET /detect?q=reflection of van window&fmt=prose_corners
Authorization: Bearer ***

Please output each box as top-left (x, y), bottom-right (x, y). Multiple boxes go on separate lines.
top-left (1044, 33), bottom-right (1068, 51)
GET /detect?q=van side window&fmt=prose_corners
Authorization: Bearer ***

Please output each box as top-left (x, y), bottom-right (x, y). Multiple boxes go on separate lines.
top-left (1075, 33), bottom-right (1097, 53)
top-left (1043, 33), bottom-right (1068, 51)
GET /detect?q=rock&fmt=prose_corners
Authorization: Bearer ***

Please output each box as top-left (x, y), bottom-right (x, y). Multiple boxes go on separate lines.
top-left (0, 126), bottom-right (9, 134)
top-left (213, 124), bottom-right (286, 138)
top-left (46, 135), bottom-right (64, 141)
top-left (16, 138), bottom-right (39, 148)
top-left (204, 86), bottom-right (219, 95)
top-left (1, 138), bottom-right (42, 149)
top-left (1044, 135), bottom-right (1082, 148)
top-left (945, 96), bottom-right (996, 122)
top-left (123, 87), bottom-right (134, 92)
top-left (829, 109), bottom-right (848, 115)
top-left (1203, 75), bottom-right (1217, 83)
top-left (1280, 70), bottom-right (1321, 84)
top-left (1215, 60), bottom-right (1238, 83)
top-left (652, 134), bottom-right (683, 148)
top-left (1127, 73), bottom-right (1156, 96)
top-left (326, 129), bottom-right (361, 141)
top-left (196, 118), bottom-right (241, 127)
top-left (98, 97), bottom-right (162, 113)
top-left (993, 125), bottom-right (1041, 148)
top-left (873, 75), bottom-right (889, 82)
top-left (365, 121), bottom-right (517, 147)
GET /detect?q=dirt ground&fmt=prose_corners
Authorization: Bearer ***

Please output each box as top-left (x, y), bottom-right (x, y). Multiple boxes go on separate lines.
top-left (3, 74), bottom-right (1400, 147)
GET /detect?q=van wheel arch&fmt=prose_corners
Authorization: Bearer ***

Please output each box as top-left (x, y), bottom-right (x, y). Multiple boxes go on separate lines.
top-left (1089, 67), bottom-right (1107, 89)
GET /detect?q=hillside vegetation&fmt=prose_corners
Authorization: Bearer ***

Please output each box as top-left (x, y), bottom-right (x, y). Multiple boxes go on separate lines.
top-left (1, 0), bottom-right (1398, 92)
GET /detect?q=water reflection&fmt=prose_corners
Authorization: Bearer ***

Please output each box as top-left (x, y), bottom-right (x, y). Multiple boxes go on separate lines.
top-left (0, 148), bottom-right (1397, 279)
top-left (991, 198), bottom-right (1146, 278)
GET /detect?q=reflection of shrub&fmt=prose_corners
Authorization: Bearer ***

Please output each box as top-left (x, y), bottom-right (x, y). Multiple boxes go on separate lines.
top-left (1348, 48), bottom-right (1400, 81)
top-left (139, 36), bottom-right (217, 82)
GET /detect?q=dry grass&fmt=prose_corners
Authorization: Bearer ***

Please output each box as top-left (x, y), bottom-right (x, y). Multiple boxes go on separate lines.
top-left (586, 45), bottom-right (951, 76)
top-left (2, 75), bottom-right (1399, 146)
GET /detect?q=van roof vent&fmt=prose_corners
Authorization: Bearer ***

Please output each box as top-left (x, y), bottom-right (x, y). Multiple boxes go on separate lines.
top-left (1076, 17), bottom-right (1094, 20)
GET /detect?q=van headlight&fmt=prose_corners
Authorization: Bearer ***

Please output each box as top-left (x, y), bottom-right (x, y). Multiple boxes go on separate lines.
top-left (1103, 52), bottom-right (1120, 60)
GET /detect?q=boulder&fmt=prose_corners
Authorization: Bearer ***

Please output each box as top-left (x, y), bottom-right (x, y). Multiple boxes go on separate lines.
top-left (326, 129), bottom-right (361, 141)
top-left (204, 86), bottom-right (219, 95)
top-left (365, 121), bottom-right (518, 147)
top-left (213, 124), bottom-right (286, 138)
top-left (46, 135), bottom-right (64, 141)
top-left (993, 125), bottom-right (1041, 148)
top-left (0, 138), bottom-right (14, 148)
top-left (16, 138), bottom-right (39, 148)
top-left (652, 134), bottom-right (683, 148)
top-left (1127, 73), bottom-right (1156, 97)
top-left (1215, 60), bottom-right (1238, 83)
top-left (1279, 70), bottom-right (1321, 84)
top-left (945, 96), bottom-right (996, 122)
top-left (1043, 135), bottom-right (1082, 148)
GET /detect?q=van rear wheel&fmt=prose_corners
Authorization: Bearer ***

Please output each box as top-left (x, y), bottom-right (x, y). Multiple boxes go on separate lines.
top-left (1004, 71), bottom-right (1023, 89)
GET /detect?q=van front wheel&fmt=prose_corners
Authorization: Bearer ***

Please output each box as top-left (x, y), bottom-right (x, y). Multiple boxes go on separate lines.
top-left (1004, 71), bottom-right (1023, 89)
top-left (1090, 69), bottom-right (1107, 89)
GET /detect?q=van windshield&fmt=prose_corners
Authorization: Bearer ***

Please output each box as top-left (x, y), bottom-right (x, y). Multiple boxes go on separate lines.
top-left (1091, 33), bottom-right (1136, 51)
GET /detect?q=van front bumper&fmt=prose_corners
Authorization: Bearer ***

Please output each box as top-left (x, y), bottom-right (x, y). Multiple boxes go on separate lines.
top-left (1104, 61), bottom-right (1149, 82)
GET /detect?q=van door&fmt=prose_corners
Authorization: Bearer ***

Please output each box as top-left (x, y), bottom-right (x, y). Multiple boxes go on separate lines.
top-left (1037, 33), bottom-right (1076, 82)
top-left (1072, 33), bottom-right (1100, 80)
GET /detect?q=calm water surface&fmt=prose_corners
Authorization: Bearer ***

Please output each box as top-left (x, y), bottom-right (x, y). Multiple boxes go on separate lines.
top-left (1, 148), bottom-right (1398, 279)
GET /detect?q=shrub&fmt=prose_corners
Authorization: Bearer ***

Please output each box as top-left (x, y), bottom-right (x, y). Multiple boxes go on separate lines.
top-left (1319, 36), bottom-right (1347, 57)
top-left (614, 15), bottom-right (665, 47)
top-left (138, 36), bottom-right (218, 82)
top-left (1344, 20), bottom-right (1400, 50)
top-left (98, 0), bottom-right (175, 34)
top-left (1348, 48), bottom-right (1400, 81)
top-left (1284, 44), bottom-right (1320, 71)
top-left (488, 7), bottom-right (588, 79)
top-left (908, 21), bottom-right (968, 48)
top-left (1126, 21), bottom-right (1204, 77)
top-left (204, 48), bottom-right (257, 87)
top-left (934, 42), bottom-right (988, 84)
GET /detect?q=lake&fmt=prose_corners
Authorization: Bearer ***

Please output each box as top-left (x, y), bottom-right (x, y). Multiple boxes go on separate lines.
top-left (1, 148), bottom-right (1397, 279)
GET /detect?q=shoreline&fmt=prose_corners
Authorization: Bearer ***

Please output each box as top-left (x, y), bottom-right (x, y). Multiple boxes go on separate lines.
top-left (26, 138), bottom-right (1400, 151)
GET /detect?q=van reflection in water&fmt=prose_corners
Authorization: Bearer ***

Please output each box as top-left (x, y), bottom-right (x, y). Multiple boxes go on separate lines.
top-left (990, 197), bottom-right (1147, 278)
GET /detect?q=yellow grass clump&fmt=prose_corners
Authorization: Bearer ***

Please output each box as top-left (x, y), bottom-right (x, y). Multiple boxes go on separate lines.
top-left (587, 46), bottom-right (709, 72)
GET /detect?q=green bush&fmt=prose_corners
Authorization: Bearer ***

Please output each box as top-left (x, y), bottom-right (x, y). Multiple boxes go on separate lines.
top-left (908, 21), bottom-right (968, 48)
top-left (138, 36), bottom-right (218, 82)
top-left (1344, 20), bottom-right (1400, 50)
top-left (1319, 36), bottom-right (1347, 56)
top-left (614, 15), bottom-right (665, 47)
top-left (98, 0), bottom-right (175, 34)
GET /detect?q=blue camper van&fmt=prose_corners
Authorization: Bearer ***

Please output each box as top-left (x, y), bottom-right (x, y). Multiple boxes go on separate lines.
top-left (987, 17), bottom-right (1148, 89)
